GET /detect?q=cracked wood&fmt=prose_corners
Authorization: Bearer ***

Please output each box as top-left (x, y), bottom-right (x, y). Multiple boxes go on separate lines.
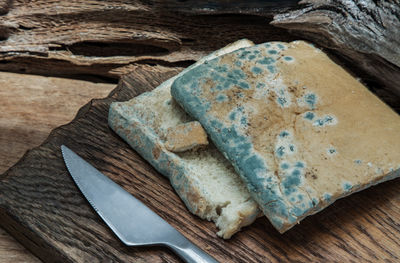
top-left (0, 0), bottom-right (398, 110)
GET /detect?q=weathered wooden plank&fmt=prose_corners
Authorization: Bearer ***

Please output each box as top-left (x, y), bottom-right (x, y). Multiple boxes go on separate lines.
top-left (0, 71), bottom-right (115, 174)
top-left (1, 67), bottom-right (400, 262)
top-left (0, 227), bottom-right (40, 262)
top-left (0, 71), bottom-right (116, 262)
top-left (0, 0), bottom-right (296, 80)
top-left (0, 0), bottom-right (398, 103)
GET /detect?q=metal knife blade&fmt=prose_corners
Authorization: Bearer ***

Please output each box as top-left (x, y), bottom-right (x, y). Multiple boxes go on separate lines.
top-left (61, 145), bottom-right (218, 263)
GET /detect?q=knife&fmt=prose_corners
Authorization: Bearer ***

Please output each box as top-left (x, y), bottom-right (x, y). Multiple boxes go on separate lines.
top-left (61, 145), bottom-right (218, 263)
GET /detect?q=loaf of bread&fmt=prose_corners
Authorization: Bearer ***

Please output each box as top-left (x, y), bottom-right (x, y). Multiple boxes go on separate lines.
top-left (171, 40), bottom-right (400, 233)
top-left (108, 39), bottom-right (261, 238)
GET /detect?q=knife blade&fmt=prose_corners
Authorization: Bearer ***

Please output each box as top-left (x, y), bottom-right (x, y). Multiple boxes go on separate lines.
top-left (61, 145), bottom-right (218, 263)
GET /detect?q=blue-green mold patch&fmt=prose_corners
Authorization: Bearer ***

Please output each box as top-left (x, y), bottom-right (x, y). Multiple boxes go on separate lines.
top-left (267, 65), bottom-right (276, 74)
top-left (279, 163), bottom-right (312, 217)
top-left (304, 111), bottom-right (315, 120)
top-left (342, 182), bottom-right (353, 191)
top-left (256, 82), bottom-right (266, 89)
top-left (313, 115), bottom-right (337, 127)
top-left (283, 169), bottom-right (301, 189)
top-left (312, 197), bottom-right (319, 206)
top-left (235, 60), bottom-right (242, 67)
top-left (327, 147), bottom-right (337, 155)
top-left (216, 94), bottom-right (228, 102)
top-left (238, 81), bottom-right (250, 89)
top-left (239, 50), bottom-right (251, 59)
top-left (215, 64), bottom-right (228, 73)
top-left (229, 111), bottom-right (236, 120)
top-left (304, 93), bottom-right (317, 109)
top-left (280, 131), bottom-right (290, 137)
top-left (276, 146), bottom-right (285, 157)
top-left (277, 97), bottom-right (289, 107)
top-left (323, 193), bottom-right (332, 202)
top-left (252, 66), bottom-right (263, 75)
top-left (257, 57), bottom-right (275, 65)
top-left (281, 162), bottom-right (290, 169)
top-left (292, 207), bottom-right (304, 217)
top-left (289, 145), bottom-right (295, 152)
top-left (284, 56), bottom-right (294, 61)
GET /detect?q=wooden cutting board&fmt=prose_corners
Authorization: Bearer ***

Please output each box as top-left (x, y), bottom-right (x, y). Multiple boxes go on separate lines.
top-left (1, 65), bottom-right (400, 262)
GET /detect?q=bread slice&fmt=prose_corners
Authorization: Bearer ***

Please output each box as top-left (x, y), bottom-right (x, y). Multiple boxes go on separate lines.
top-left (171, 40), bottom-right (400, 233)
top-left (108, 39), bottom-right (261, 238)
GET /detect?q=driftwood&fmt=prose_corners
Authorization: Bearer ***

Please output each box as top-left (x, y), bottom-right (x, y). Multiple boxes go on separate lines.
top-left (0, 0), bottom-right (296, 81)
top-left (1, 67), bottom-right (400, 262)
top-left (0, 0), bottom-right (399, 109)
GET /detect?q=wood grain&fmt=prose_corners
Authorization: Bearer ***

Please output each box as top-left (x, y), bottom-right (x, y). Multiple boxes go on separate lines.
top-left (0, 0), bottom-right (295, 80)
top-left (1, 66), bottom-right (400, 262)
top-left (0, 0), bottom-right (398, 108)
top-left (0, 227), bottom-right (40, 262)
top-left (0, 71), bottom-right (115, 174)
top-left (0, 71), bottom-right (115, 262)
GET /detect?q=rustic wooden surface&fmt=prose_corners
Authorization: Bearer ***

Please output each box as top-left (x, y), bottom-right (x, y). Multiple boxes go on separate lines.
top-left (0, 71), bottom-right (115, 262)
top-left (0, 0), bottom-right (398, 105)
top-left (0, 71), bottom-right (115, 174)
top-left (0, 0), bottom-right (296, 80)
top-left (0, 227), bottom-right (40, 262)
top-left (1, 66), bottom-right (400, 262)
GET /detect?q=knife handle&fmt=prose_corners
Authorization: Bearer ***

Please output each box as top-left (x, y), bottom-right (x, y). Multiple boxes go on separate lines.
top-left (166, 235), bottom-right (219, 263)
